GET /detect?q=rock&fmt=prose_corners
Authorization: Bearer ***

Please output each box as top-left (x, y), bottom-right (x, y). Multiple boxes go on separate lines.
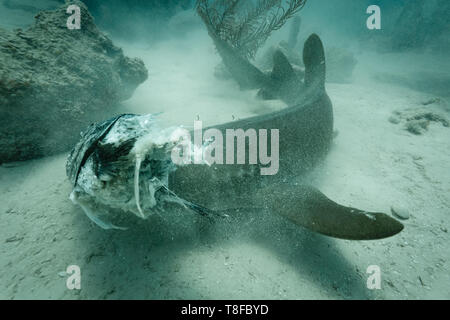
top-left (406, 119), bottom-right (429, 135)
top-left (391, 205), bottom-right (410, 220)
top-left (0, 1), bottom-right (148, 163)
top-left (389, 106), bottom-right (449, 135)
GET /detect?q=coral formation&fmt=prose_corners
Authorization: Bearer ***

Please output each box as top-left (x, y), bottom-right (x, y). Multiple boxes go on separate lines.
top-left (0, 1), bottom-right (148, 163)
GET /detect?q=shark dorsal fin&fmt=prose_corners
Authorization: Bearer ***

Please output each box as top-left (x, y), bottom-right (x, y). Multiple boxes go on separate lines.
top-left (271, 49), bottom-right (295, 82)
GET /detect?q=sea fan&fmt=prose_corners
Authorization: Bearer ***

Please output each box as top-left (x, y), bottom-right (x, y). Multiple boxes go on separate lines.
top-left (196, 0), bottom-right (307, 60)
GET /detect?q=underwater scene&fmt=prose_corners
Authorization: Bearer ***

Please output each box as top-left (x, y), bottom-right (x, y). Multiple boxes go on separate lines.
top-left (0, 0), bottom-right (449, 300)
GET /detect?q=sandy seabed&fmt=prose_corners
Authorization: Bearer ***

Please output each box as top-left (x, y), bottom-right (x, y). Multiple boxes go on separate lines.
top-left (0, 26), bottom-right (449, 299)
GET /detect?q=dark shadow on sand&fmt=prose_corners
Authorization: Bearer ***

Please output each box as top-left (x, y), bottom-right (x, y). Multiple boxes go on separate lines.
top-left (68, 203), bottom-right (372, 299)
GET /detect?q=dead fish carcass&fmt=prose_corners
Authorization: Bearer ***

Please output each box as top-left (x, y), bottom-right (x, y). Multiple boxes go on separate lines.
top-left (66, 113), bottom-right (217, 230)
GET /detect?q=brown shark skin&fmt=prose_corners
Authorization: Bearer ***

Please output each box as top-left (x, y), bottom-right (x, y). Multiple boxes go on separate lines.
top-left (169, 91), bottom-right (333, 207)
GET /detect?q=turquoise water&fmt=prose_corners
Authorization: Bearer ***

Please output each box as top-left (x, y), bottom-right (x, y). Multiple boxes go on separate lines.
top-left (0, 0), bottom-right (449, 300)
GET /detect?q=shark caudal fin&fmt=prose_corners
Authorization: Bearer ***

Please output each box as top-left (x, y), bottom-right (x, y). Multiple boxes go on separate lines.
top-left (267, 184), bottom-right (404, 240)
top-left (303, 34), bottom-right (326, 92)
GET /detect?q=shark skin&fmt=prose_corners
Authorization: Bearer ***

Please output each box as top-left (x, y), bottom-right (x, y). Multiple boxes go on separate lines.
top-left (169, 34), bottom-right (404, 240)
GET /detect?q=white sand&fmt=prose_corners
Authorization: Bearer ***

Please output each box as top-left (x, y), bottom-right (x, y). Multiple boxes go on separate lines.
top-left (1, 18), bottom-right (449, 300)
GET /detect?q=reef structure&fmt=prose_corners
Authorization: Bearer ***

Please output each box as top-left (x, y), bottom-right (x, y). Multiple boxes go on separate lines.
top-left (0, 1), bottom-right (148, 163)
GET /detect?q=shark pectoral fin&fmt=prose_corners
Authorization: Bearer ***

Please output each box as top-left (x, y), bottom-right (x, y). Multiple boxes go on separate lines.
top-left (268, 185), bottom-right (404, 240)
